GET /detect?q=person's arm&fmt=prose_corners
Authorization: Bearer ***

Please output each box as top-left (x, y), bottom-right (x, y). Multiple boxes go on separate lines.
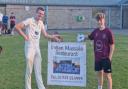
top-left (84, 35), bottom-right (90, 41)
top-left (108, 29), bottom-right (115, 61)
top-left (15, 22), bottom-right (29, 41)
top-left (84, 29), bottom-right (96, 41)
top-left (109, 44), bottom-right (115, 61)
top-left (41, 23), bottom-right (61, 42)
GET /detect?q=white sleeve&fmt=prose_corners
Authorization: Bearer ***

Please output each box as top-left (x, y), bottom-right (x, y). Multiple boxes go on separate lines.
top-left (22, 18), bottom-right (31, 26)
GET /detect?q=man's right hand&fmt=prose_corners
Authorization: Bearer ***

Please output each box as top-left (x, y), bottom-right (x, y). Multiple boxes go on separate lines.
top-left (24, 35), bottom-right (29, 41)
top-left (51, 35), bottom-right (63, 42)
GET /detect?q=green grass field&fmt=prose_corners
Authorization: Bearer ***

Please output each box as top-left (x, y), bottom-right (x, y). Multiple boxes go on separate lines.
top-left (0, 33), bottom-right (128, 89)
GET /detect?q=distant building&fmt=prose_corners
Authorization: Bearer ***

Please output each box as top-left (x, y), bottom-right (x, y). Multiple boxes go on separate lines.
top-left (0, 0), bottom-right (127, 29)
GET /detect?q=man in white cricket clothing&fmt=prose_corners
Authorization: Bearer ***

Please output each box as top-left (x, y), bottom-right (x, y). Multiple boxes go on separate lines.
top-left (15, 7), bottom-right (61, 89)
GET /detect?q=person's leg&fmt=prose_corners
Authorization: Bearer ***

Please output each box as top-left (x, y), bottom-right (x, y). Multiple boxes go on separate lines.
top-left (104, 73), bottom-right (112, 89)
top-left (34, 48), bottom-right (45, 89)
top-left (97, 70), bottom-right (104, 89)
top-left (0, 22), bottom-right (2, 35)
top-left (0, 24), bottom-right (2, 35)
top-left (95, 60), bottom-right (103, 89)
top-left (10, 24), bottom-right (15, 35)
top-left (25, 47), bottom-right (35, 89)
top-left (5, 24), bottom-right (8, 34)
top-left (11, 24), bottom-right (15, 35)
top-left (2, 24), bottom-right (5, 34)
top-left (103, 58), bottom-right (112, 89)
top-left (0, 28), bottom-right (1, 35)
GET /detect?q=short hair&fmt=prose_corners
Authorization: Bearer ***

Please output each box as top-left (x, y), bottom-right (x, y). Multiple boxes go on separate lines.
top-left (95, 12), bottom-right (105, 21)
top-left (36, 7), bottom-right (44, 12)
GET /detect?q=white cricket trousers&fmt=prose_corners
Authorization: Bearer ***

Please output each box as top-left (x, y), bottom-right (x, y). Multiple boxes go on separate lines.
top-left (24, 46), bottom-right (45, 89)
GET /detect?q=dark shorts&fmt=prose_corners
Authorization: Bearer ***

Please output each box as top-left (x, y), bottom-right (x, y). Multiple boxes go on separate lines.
top-left (95, 58), bottom-right (112, 73)
top-left (10, 24), bottom-right (15, 29)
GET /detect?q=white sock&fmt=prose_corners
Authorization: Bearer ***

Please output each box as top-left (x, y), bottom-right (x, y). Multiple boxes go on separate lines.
top-left (98, 85), bottom-right (102, 89)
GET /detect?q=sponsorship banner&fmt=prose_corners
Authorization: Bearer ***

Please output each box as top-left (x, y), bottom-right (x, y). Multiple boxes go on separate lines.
top-left (47, 42), bottom-right (86, 87)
